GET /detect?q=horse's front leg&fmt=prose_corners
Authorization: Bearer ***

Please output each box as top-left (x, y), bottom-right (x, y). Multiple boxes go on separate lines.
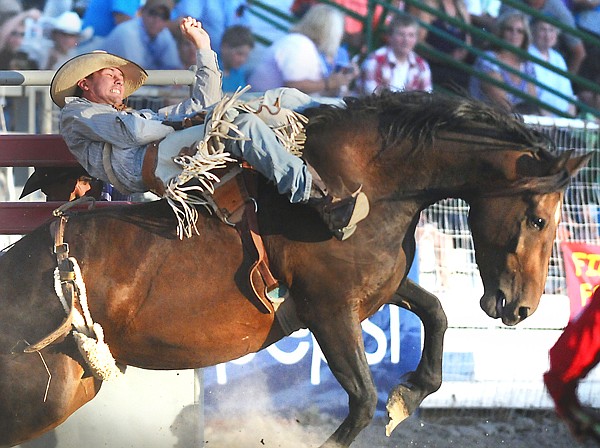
top-left (385, 279), bottom-right (448, 436)
top-left (309, 310), bottom-right (377, 448)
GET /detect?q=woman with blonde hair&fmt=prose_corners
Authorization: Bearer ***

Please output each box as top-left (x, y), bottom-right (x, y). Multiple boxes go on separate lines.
top-left (249, 4), bottom-right (355, 96)
top-left (469, 12), bottom-right (538, 113)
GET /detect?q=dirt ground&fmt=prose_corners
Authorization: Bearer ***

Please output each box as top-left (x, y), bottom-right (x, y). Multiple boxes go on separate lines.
top-left (204, 409), bottom-right (599, 448)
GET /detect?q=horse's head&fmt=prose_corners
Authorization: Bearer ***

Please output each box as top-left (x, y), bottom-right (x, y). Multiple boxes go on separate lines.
top-left (468, 151), bottom-right (592, 326)
top-left (304, 92), bottom-right (593, 327)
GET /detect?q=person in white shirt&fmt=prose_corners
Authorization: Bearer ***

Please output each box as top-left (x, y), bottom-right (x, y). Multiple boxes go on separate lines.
top-left (528, 17), bottom-right (576, 117)
top-left (248, 4), bottom-right (355, 97)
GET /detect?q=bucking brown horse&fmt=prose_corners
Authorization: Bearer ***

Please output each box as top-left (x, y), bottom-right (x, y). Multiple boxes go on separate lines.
top-left (0, 91), bottom-right (591, 447)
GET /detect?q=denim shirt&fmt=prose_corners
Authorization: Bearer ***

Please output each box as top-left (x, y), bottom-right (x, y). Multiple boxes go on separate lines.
top-left (59, 49), bottom-right (223, 193)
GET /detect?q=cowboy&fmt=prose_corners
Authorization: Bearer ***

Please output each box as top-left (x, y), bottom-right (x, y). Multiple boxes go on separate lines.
top-left (50, 17), bottom-right (369, 240)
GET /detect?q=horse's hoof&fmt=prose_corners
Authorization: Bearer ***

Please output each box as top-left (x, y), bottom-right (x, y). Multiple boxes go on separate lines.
top-left (385, 389), bottom-right (410, 436)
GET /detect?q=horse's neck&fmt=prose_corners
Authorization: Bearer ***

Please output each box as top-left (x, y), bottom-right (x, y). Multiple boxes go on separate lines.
top-left (411, 134), bottom-right (523, 200)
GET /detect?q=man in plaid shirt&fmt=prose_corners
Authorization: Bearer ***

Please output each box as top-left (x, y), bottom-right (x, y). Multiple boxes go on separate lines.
top-left (359, 14), bottom-right (432, 95)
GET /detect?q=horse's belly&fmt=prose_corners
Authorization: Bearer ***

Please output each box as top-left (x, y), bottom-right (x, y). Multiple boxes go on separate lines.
top-left (103, 287), bottom-right (280, 369)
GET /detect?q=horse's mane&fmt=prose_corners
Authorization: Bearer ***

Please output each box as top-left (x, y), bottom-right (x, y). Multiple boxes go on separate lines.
top-left (68, 93), bottom-right (567, 233)
top-left (305, 91), bottom-right (554, 157)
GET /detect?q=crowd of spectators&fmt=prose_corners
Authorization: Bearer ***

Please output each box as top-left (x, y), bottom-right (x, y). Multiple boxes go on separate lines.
top-left (0, 0), bottom-right (599, 123)
top-left (499, 0), bottom-right (586, 74)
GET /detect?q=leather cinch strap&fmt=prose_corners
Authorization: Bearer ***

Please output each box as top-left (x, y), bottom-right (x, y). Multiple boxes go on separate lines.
top-left (211, 166), bottom-right (280, 314)
top-left (23, 214), bottom-right (75, 353)
top-left (236, 202), bottom-right (279, 314)
top-left (141, 141), bottom-right (165, 196)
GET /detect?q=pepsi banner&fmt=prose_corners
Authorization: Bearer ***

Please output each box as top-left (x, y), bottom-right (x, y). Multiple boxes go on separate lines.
top-left (204, 266), bottom-right (422, 417)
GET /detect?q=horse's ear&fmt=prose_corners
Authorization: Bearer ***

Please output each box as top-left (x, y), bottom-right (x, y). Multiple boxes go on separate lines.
top-left (564, 151), bottom-right (594, 177)
top-left (548, 150), bottom-right (592, 176)
top-left (548, 150), bottom-right (573, 174)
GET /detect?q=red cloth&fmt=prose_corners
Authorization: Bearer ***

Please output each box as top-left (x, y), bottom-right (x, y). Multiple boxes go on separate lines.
top-left (544, 287), bottom-right (600, 413)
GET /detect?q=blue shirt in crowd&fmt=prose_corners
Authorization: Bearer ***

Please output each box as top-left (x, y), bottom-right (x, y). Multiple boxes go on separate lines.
top-left (102, 17), bottom-right (182, 70)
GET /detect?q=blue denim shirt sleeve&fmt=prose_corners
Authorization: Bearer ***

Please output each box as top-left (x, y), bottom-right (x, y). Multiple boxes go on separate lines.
top-left (115, 113), bottom-right (175, 147)
top-left (158, 49), bottom-right (223, 120)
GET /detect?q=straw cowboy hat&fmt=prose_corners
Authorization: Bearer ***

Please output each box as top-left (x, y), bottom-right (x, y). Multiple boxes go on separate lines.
top-left (50, 51), bottom-right (148, 108)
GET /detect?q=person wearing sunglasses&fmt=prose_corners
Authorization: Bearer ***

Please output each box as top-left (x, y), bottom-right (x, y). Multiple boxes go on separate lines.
top-left (469, 11), bottom-right (539, 113)
top-left (0, 7), bottom-right (41, 69)
top-left (102, 0), bottom-right (182, 70)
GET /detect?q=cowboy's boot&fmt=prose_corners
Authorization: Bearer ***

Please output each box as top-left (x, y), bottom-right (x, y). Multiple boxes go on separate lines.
top-left (307, 164), bottom-right (370, 240)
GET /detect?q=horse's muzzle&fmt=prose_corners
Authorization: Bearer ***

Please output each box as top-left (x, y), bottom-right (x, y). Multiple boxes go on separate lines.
top-left (480, 290), bottom-right (526, 326)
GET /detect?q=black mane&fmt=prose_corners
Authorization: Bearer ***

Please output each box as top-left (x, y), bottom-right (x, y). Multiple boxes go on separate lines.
top-left (74, 92), bottom-right (566, 233)
top-left (305, 90), bottom-right (554, 156)
top-left (70, 200), bottom-right (181, 238)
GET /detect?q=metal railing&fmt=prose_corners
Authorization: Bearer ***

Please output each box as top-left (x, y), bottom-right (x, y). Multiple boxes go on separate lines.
top-left (0, 70), bottom-right (196, 133)
top-left (399, 0), bottom-right (598, 116)
top-left (2, 1), bottom-right (599, 124)
top-left (246, 0), bottom-right (600, 119)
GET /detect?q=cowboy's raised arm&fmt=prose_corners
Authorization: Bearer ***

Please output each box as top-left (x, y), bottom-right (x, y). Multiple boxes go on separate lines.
top-left (180, 16), bottom-right (211, 51)
top-left (181, 17), bottom-right (222, 107)
top-left (158, 17), bottom-right (223, 121)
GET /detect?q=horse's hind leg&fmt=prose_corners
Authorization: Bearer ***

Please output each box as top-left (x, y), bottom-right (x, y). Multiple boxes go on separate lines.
top-left (385, 279), bottom-right (447, 436)
top-left (0, 347), bottom-right (101, 446)
top-left (310, 312), bottom-right (377, 448)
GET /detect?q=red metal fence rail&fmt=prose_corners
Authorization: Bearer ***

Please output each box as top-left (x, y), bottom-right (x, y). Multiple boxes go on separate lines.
top-left (0, 134), bottom-right (125, 234)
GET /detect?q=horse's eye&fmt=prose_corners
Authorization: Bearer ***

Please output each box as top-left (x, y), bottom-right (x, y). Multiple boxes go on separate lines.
top-left (528, 216), bottom-right (546, 230)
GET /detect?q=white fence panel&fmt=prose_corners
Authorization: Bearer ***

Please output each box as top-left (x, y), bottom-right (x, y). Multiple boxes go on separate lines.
top-left (417, 117), bottom-right (600, 408)
top-left (17, 368), bottom-right (202, 448)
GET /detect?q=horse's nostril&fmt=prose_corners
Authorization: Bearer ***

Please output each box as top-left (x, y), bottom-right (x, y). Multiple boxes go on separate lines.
top-left (518, 306), bottom-right (530, 319)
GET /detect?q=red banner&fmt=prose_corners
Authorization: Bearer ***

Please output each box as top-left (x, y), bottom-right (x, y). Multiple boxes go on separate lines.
top-left (560, 242), bottom-right (600, 320)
